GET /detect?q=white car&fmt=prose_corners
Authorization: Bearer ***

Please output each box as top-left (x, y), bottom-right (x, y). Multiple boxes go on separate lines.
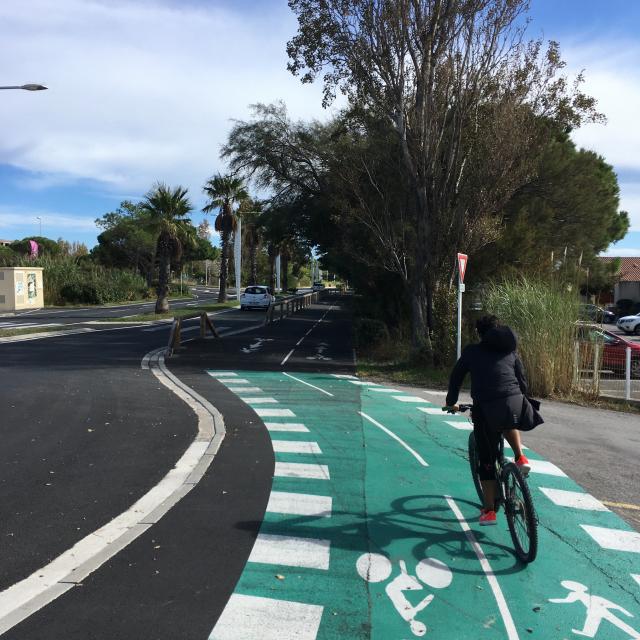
top-left (312, 281), bottom-right (325, 291)
top-left (240, 285), bottom-right (274, 311)
top-left (617, 313), bottom-right (640, 336)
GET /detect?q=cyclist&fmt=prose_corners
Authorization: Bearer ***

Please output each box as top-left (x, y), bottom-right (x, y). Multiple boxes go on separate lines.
top-left (444, 315), bottom-right (532, 526)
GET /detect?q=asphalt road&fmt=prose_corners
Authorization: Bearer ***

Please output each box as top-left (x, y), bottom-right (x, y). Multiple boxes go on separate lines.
top-left (0, 296), bottom-right (638, 639)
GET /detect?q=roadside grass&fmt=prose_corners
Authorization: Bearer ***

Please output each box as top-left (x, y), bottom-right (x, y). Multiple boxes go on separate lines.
top-left (105, 301), bottom-right (240, 322)
top-left (0, 326), bottom-right (74, 338)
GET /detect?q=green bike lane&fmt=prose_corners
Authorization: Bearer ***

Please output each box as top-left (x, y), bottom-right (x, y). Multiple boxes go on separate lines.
top-left (208, 371), bottom-right (640, 640)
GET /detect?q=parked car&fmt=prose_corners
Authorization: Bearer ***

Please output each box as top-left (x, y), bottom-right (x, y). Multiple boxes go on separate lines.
top-left (312, 281), bottom-right (325, 291)
top-left (579, 303), bottom-right (616, 324)
top-left (577, 325), bottom-right (640, 378)
top-left (240, 285), bottom-right (274, 311)
top-left (616, 313), bottom-right (640, 336)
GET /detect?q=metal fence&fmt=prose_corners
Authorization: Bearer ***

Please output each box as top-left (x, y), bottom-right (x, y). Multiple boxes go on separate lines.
top-left (574, 339), bottom-right (639, 401)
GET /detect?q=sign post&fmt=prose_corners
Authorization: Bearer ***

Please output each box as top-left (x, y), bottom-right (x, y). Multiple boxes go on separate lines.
top-left (456, 253), bottom-right (468, 359)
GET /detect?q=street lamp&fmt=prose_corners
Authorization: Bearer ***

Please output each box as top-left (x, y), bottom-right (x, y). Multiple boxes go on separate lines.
top-left (36, 217), bottom-right (42, 236)
top-left (0, 84), bottom-right (48, 91)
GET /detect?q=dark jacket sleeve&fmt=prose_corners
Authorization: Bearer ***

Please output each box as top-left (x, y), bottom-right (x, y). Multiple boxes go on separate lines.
top-left (515, 355), bottom-right (529, 396)
top-left (446, 348), bottom-right (470, 406)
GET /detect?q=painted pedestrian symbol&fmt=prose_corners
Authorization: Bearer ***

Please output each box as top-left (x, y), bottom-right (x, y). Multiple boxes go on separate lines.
top-left (549, 580), bottom-right (640, 638)
top-left (356, 553), bottom-right (452, 636)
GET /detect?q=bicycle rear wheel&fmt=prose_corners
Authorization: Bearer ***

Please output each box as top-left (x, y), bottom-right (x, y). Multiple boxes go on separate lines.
top-left (502, 463), bottom-right (538, 563)
top-left (467, 432), bottom-right (484, 504)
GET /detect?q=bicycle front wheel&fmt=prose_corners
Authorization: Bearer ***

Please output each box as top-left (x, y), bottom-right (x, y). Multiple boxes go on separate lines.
top-left (502, 463), bottom-right (538, 563)
top-left (467, 432), bottom-right (484, 504)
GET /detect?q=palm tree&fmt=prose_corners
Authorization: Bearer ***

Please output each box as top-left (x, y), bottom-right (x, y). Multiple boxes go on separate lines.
top-left (202, 174), bottom-right (248, 302)
top-left (238, 199), bottom-right (263, 285)
top-left (140, 183), bottom-right (195, 313)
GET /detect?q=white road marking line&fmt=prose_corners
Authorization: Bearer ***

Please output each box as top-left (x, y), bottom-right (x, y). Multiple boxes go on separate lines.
top-left (632, 574), bottom-right (640, 587)
top-left (446, 495), bottom-right (520, 640)
top-left (349, 381), bottom-right (380, 386)
top-left (207, 371), bottom-right (238, 377)
top-left (369, 388), bottom-right (400, 393)
top-left (359, 411), bottom-right (428, 467)
top-left (267, 491), bottom-right (332, 517)
top-left (331, 374), bottom-right (357, 379)
top-left (219, 378), bottom-right (251, 385)
top-left (274, 462), bottom-right (330, 480)
top-left (393, 395), bottom-right (431, 403)
top-left (417, 407), bottom-right (446, 415)
top-left (503, 443), bottom-right (529, 452)
top-left (227, 386), bottom-right (262, 393)
top-left (255, 408), bottom-right (296, 417)
top-left (272, 441), bottom-right (322, 454)
top-left (280, 305), bottom-right (335, 365)
top-left (422, 390), bottom-right (448, 396)
top-left (243, 397), bottom-right (278, 404)
top-left (249, 533), bottom-right (331, 569)
top-left (444, 420), bottom-right (473, 431)
top-left (528, 460), bottom-right (567, 477)
top-left (210, 594), bottom-right (323, 640)
top-left (580, 525), bottom-right (640, 553)
top-left (539, 488), bottom-right (609, 511)
top-left (265, 423), bottom-right (310, 433)
top-left (0, 350), bottom-right (225, 635)
top-left (282, 372), bottom-right (334, 397)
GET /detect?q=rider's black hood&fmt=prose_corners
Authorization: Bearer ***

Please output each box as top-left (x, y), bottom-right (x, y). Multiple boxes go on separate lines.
top-left (481, 325), bottom-right (518, 353)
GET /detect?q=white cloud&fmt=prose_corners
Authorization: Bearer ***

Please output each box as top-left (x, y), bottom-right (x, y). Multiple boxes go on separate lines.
top-left (0, 209), bottom-right (98, 233)
top-left (0, 0), bottom-right (334, 201)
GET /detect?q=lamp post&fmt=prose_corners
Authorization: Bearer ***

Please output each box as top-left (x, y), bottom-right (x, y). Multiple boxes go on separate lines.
top-left (36, 217), bottom-right (42, 236)
top-left (0, 84), bottom-right (47, 91)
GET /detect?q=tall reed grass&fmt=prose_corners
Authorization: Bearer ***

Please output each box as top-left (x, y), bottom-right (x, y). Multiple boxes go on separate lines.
top-left (483, 277), bottom-right (579, 397)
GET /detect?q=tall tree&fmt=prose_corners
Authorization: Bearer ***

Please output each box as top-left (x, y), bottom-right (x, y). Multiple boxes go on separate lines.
top-left (93, 201), bottom-right (156, 284)
top-left (140, 183), bottom-right (195, 313)
top-left (287, 0), bottom-right (601, 357)
top-left (202, 174), bottom-right (249, 302)
top-left (238, 198), bottom-right (263, 285)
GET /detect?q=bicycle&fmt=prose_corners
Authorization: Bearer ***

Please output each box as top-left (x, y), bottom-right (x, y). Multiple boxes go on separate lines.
top-left (445, 403), bottom-right (538, 563)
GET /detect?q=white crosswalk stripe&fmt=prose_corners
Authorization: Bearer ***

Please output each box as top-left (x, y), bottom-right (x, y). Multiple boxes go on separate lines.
top-left (210, 594), bottom-right (323, 640)
top-left (274, 462), bottom-right (330, 480)
top-left (581, 525), bottom-right (640, 553)
top-left (267, 491), bottom-right (332, 517)
top-left (539, 488), bottom-right (609, 511)
top-left (249, 533), bottom-right (331, 569)
top-left (272, 441), bottom-right (322, 454)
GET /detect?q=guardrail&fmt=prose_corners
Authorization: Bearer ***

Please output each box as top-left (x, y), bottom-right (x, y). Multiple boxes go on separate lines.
top-left (264, 291), bottom-right (320, 325)
top-left (167, 312), bottom-right (219, 356)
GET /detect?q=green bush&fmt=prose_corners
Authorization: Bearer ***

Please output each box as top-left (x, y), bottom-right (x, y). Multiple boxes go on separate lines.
top-left (483, 277), bottom-right (579, 397)
top-left (60, 282), bottom-right (101, 304)
top-left (353, 317), bottom-right (390, 349)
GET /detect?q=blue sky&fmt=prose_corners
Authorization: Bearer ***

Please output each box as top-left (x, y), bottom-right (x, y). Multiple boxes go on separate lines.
top-left (0, 0), bottom-right (639, 255)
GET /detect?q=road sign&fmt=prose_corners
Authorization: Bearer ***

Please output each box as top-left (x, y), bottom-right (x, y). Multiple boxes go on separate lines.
top-left (457, 253), bottom-right (468, 283)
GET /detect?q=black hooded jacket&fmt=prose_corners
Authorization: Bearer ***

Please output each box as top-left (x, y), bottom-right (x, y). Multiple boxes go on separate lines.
top-left (446, 326), bottom-right (528, 407)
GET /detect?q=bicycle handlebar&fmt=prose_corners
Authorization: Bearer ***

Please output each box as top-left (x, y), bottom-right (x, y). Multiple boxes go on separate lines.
top-left (442, 403), bottom-right (473, 414)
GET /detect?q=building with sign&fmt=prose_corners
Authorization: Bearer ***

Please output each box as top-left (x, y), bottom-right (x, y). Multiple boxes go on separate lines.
top-left (0, 267), bottom-right (44, 311)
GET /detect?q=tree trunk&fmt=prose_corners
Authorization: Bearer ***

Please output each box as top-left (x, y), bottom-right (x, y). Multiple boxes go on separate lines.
top-left (268, 243), bottom-right (277, 294)
top-left (249, 237), bottom-right (258, 285)
top-left (155, 246), bottom-right (170, 313)
top-left (409, 277), bottom-right (434, 363)
top-left (281, 252), bottom-right (289, 292)
top-left (218, 229), bottom-right (230, 302)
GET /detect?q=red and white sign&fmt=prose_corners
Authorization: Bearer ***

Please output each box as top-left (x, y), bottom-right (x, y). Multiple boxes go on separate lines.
top-left (457, 253), bottom-right (468, 283)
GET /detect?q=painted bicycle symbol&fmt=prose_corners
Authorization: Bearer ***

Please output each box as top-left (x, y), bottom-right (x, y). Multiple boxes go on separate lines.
top-left (356, 553), bottom-right (453, 636)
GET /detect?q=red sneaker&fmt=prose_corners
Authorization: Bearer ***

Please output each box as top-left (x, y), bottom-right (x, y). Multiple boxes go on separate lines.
top-left (479, 509), bottom-right (497, 526)
top-left (516, 454), bottom-right (531, 476)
